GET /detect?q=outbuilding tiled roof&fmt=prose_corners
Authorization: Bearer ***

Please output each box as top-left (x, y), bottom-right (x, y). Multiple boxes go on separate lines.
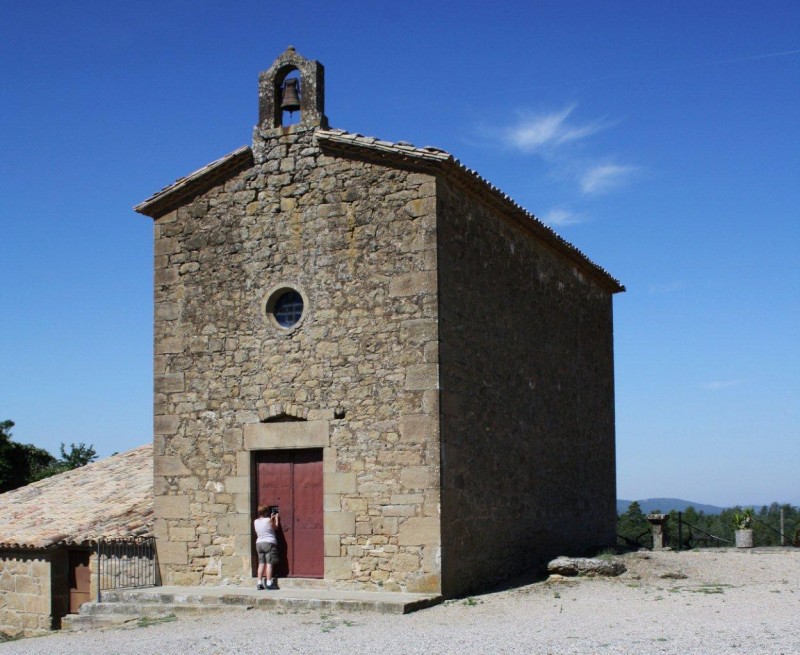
top-left (0, 444), bottom-right (153, 550)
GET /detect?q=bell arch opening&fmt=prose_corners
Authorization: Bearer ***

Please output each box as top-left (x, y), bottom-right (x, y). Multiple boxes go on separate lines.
top-left (273, 66), bottom-right (302, 127)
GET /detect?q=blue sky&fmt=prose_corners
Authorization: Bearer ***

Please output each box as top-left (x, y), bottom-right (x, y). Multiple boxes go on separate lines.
top-left (2, 1), bottom-right (798, 507)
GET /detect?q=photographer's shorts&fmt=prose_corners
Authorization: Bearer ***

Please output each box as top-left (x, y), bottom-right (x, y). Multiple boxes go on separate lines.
top-left (256, 542), bottom-right (279, 565)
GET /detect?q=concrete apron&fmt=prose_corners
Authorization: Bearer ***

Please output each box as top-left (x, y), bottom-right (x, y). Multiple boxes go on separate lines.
top-left (63, 580), bottom-right (442, 631)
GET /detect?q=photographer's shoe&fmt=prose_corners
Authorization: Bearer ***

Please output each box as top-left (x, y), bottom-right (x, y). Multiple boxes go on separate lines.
top-left (256, 583), bottom-right (265, 590)
top-left (266, 581), bottom-right (278, 590)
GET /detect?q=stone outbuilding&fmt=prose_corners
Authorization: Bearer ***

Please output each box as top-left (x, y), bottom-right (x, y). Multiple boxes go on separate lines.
top-left (0, 445), bottom-right (153, 638)
top-left (134, 46), bottom-right (624, 598)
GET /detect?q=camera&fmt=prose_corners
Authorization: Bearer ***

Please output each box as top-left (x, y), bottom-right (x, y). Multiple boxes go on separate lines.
top-left (268, 505), bottom-right (279, 516)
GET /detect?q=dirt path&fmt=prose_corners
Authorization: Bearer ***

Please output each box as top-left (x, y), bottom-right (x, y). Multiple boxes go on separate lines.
top-left (2, 549), bottom-right (798, 655)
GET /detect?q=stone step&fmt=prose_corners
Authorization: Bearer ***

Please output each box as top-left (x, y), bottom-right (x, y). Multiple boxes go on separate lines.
top-left (61, 613), bottom-right (141, 632)
top-left (62, 585), bottom-right (442, 631)
top-left (79, 601), bottom-right (250, 617)
top-left (256, 577), bottom-right (328, 590)
top-left (97, 591), bottom-right (436, 614)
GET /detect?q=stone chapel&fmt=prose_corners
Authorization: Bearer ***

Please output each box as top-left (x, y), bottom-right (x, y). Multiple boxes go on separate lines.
top-left (135, 46), bottom-right (624, 597)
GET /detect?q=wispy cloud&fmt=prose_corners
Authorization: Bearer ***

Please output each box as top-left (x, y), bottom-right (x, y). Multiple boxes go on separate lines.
top-left (503, 105), bottom-right (608, 153)
top-left (485, 104), bottom-right (640, 205)
top-left (580, 163), bottom-right (638, 194)
top-left (541, 208), bottom-right (587, 226)
top-left (702, 379), bottom-right (748, 391)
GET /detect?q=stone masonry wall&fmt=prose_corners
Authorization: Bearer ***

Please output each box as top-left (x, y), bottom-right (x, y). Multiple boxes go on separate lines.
top-left (436, 178), bottom-right (617, 596)
top-left (0, 551), bottom-right (53, 638)
top-left (152, 127), bottom-right (441, 593)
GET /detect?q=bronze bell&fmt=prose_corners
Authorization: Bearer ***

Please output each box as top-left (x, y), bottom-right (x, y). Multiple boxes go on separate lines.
top-left (280, 78), bottom-right (301, 113)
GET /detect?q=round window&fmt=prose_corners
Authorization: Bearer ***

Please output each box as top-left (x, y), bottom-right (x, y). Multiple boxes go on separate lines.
top-left (272, 290), bottom-right (304, 328)
top-left (263, 284), bottom-right (308, 332)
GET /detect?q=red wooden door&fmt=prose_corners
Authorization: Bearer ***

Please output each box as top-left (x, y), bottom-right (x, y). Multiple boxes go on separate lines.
top-left (256, 449), bottom-right (323, 578)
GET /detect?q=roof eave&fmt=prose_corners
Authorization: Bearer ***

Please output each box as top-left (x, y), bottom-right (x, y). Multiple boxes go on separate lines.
top-left (134, 146), bottom-right (254, 219)
top-left (315, 130), bottom-right (625, 294)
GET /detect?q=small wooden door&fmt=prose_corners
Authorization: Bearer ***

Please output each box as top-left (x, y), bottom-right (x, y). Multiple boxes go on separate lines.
top-left (256, 449), bottom-right (323, 578)
top-left (68, 550), bottom-right (91, 613)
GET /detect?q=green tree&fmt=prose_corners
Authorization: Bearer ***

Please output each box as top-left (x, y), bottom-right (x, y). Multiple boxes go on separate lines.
top-left (0, 421), bottom-right (98, 492)
top-left (0, 420), bottom-right (57, 493)
top-left (617, 501), bottom-right (650, 547)
top-left (30, 442), bottom-right (98, 481)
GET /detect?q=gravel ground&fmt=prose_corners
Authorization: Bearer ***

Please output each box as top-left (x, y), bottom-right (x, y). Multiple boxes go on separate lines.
top-left (2, 549), bottom-right (798, 655)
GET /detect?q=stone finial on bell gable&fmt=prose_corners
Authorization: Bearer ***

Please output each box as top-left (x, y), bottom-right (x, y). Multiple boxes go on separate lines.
top-left (256, 45), bottom-right (328, 133)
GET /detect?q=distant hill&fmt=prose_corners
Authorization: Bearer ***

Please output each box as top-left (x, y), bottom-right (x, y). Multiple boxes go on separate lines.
top-left (617, 498), bottom-right (726, 515)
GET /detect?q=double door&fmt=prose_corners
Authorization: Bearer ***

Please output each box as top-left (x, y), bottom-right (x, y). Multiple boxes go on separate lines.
top-left (255, 449), bottom-right (323, 578)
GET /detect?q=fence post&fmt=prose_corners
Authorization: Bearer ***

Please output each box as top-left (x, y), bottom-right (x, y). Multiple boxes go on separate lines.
top-left (96, 540), bottom-right (101, 603)
top-left (780, 508), bottom-right (785, 546)
top-left (647, 513), bottom-right (669, 550)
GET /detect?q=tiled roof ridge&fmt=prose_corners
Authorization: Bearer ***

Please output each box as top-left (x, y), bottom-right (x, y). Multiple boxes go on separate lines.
top-left (315, 129), bottom-right (624, 293)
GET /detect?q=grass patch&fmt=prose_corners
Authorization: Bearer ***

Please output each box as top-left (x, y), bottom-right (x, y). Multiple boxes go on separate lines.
top-left (136, 614), bottom-right (177, 628)
top-left (667, 582), bottom-right (733, 596)
top-left (686, 584), bottom-right (729, 595)
top-left (595, 548), bottom-right (619, 561)
top-left (318, 615), bottom-right (358, 633)
top-left (444, 596), bottom-right (484, 607)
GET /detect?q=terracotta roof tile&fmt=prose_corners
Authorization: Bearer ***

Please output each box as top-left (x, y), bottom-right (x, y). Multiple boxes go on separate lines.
top-left (0, 444), bottom-right (153, 549)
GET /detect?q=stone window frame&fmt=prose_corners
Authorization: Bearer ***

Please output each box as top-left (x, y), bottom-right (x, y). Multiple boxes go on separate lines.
top-left (262, 282), bottom-right (310, 334)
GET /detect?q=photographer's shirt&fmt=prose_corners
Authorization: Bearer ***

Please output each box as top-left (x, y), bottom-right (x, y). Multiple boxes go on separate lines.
top-left (254, 517), bottom-right (278, 545)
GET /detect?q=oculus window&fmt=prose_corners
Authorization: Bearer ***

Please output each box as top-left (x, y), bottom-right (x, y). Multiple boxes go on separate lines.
top-left (263, 285), bottom-right (308, 332)
top-left (273, 290), bottom-right (303, 327)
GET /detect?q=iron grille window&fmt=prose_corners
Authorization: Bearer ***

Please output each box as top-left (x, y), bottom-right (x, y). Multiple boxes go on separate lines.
top-left (273, 290), bottom-right (304, 327)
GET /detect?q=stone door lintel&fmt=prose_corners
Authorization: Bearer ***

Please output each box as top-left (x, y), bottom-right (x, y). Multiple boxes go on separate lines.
top-left (243, 420), bottom-right (330, 450)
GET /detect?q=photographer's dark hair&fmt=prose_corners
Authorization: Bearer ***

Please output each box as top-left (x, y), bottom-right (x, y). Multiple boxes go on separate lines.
top-left (257, 505), bottom-right (270, 518)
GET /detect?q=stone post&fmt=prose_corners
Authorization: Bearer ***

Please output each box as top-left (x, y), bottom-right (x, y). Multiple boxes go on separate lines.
top-left (647, 513), bottom-right (669, 550)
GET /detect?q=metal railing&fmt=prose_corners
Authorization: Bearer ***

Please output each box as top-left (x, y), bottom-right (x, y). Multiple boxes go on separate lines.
top-left (752, 514), bottom-right (800, 546)
top-left (675, 513), bottom-right (732, 549)
top-left (96, 537), bottom-right (158, 601)
top-left (621, 511), bottom-right (800, 551)
top-left (617, 529), bottom-right (650, 549)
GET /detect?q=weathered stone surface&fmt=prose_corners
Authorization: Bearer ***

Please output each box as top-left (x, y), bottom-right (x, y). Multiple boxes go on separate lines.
top-left (547, 557), bottom-right (626, 577)
top-left (435, 172), bottom-right (618, 596)
top-left (153, 495), bottom-right (190, 519)
top-left (154, 456), bottom-right (190, 477)
top-left (0, 552), bottom-right (53, 638)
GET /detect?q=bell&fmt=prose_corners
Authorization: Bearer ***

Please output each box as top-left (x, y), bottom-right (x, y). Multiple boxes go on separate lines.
top-left (280, 78), bottom-right (301, 113)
